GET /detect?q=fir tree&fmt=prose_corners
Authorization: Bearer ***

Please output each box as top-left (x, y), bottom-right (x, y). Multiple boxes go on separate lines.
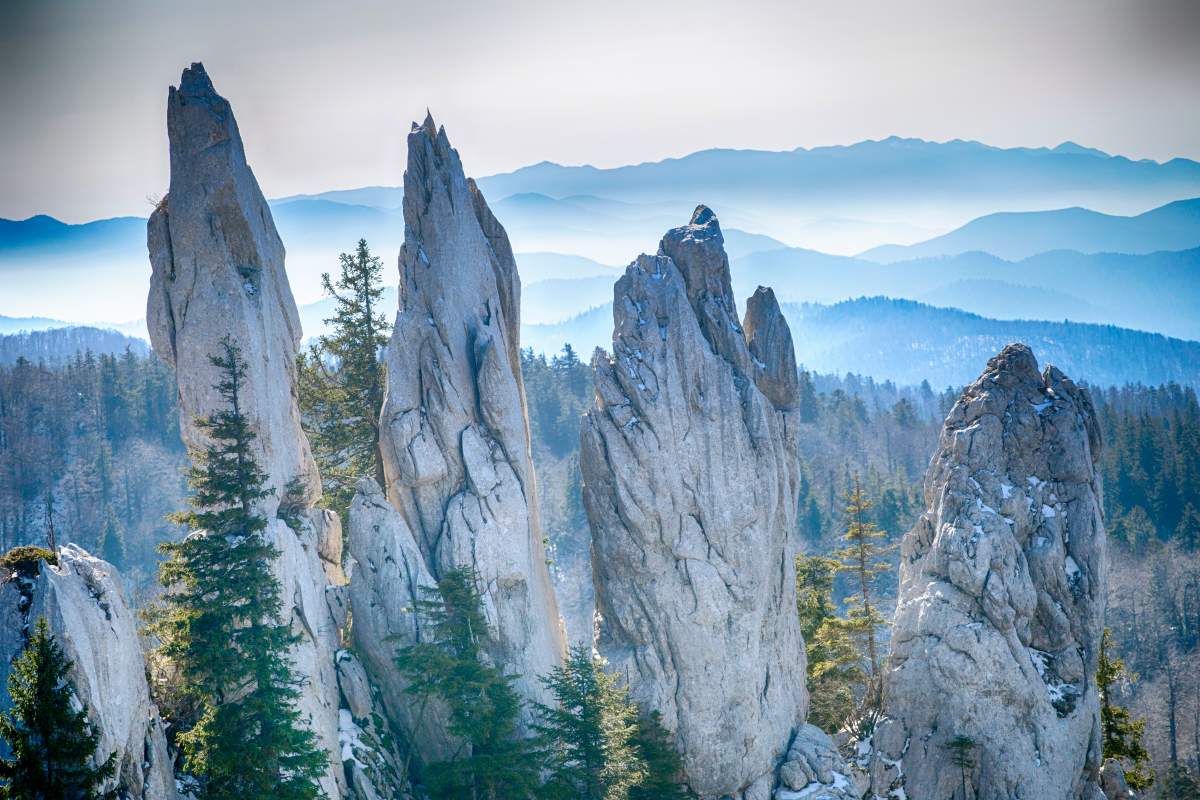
top-left (627, 711), bottom-right (692, 800)
top-left (1097, 628), bottom-right (1154, 791)
top-left (151, 336), bottom-right (325, 800)
top-left (940, 734), bottom-right (977, 800)
top-left (831, 478), bottom-right (893, 710)
top-left (297, 239), bottom-right (391, 515)
top-left (795, 554), bottom-right (862, 732)
top-left (394, 566), bottom-right (540, 800)
top-left (535, 645), bottom-right (646, 800)
top-left (0, 617), bottom-right (116, 800)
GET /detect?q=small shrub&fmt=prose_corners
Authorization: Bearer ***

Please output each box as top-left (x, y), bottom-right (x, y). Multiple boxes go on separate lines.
top-left (1, 546), bottom-right (58, 579)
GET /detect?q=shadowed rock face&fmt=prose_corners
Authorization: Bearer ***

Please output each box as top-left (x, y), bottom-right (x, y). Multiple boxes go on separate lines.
top-left (146, 63), bottom-right (352, 799)
top-left (375, 114), bottom-right (563, 710)
top-left (871, 343), bottom-right (1106, 800)
top-left (580, 206), bottom-right (806, 800)
top-left (0, 547), bottom-right (176, 800)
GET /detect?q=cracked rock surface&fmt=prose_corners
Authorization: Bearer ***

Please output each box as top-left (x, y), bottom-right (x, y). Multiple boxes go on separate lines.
top-left (376, 113), bottom-right (564, 712)
top-left (580, 206), bottom-right (806, 799)
top-left (871, 343), bottom-right (1106, 800)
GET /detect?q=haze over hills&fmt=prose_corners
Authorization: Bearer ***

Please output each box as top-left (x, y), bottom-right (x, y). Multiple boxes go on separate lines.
top-left (523, 297), bottom-right (1200, 389)
top-left (860, 197), bottom-right (1200, 262)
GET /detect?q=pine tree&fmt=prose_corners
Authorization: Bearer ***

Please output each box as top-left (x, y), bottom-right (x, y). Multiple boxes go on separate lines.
top-left (795, 554), bottom-right (862, 732)
top-left (535, 645), bottom-right (646, 800)
top-left (627, 712), bottom-right (692, 800)
top-left (940, 734), bottom-right (977, 800)
top-left (297, 239), bottom-right (391, 515)
top-left (151, 336), bottom-right (325, 800)
top-left (831, 478), bottom-right (893, 710)
top-left (394, 566), bottom-right (541, 800)
top-left (1097, 628), bottom-right (1154, 791)
top-left (0, 617), bottom-right (116, 800)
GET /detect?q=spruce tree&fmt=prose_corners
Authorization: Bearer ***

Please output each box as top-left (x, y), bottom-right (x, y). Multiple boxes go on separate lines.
top-left (152, 336), bottom-right (325, 800)
top-left (98, 509), bottom-right (125, 568)
top-left (1097, 628), bottom-right (1154, 791)
top-left (831, 477), bottom-right (893, 711)
top-left (0, 617), bottom-right (116, 800)
top-left (535, 645), bottom-right (645, 800)
top-left (627, 712), bottom-right (692, 800)
top-left (795, 554), bottom-right (862, 732)
top-left (394, 566), bottom-right (540, 800)
top-left (297, 239), bottom-right (391, 514)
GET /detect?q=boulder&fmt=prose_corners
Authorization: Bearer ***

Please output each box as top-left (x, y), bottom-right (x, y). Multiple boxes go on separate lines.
top-left (579, 206), bottom-right (806, 798)
top-left (871, 343), bottom-right (1106, 799)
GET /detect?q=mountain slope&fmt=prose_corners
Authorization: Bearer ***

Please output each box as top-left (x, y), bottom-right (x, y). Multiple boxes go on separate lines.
top-left (860, 197), bottom-right (1200, 262)
top-left (522, 297), bottom-right (1200, 389)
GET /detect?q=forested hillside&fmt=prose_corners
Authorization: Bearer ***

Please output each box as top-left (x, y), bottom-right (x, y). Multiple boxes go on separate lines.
top-left (0, 350), bottom-right (184, 590)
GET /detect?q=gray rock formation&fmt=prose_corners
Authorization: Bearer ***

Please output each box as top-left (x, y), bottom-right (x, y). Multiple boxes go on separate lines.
top-left (346, 478), bottom-right (455, 765)
top-left (0, 546), bottom-right (176, 799)
top-left (579, 206), bottom-right (806, 799)
top-left (376, 114), bottom-right (563, 707)
top-left (146, 63), bottom-right (351, 798)
top-left (870, 343), bottom-right (1106, 800)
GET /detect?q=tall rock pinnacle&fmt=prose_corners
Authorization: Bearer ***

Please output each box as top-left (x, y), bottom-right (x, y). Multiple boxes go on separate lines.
top-left (579, 207), bottom-right (806, 799)
top-left (146, 63), bottom-right (350, 798)
top-left (870, 343), bottom-right (1107, 800)
top-left (373, 113), bottom-right (564, 708)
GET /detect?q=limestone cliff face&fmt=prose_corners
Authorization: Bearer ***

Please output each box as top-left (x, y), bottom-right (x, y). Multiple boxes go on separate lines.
top-left (374, 114), bottom-right (563, 707)
top-left (0, 547), bottom-right (176, 799)
top-left (871, 343), bottom-right (1107, 800)
top-left (146, 63), bottom-right (351, 798)
top-left (579, 207), bottom-right (806, 799)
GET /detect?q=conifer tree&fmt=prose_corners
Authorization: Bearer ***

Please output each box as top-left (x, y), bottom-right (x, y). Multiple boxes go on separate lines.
top-left (1160, 764), bottom-right (1200, 799)
top-left (831, 478), bottom-right (892, 709)
top-left (98, 508), bottom-right (125, 568)
top-left (0, 617), bottom-right (116, 800)
top-left (297, 239), bottom-right (391, 514)
top-left (152, 336), bottom-right (325, 800)
top-left (535, 645), bottom-right (645, 800)
top-left (627, 712), bottom-right (692, 800)
top-left (940, 734), bottom-right (977, 800)
top-left (795, 554), bottom-right (862, 732)
top-left (394, 566), bottom-right (540, 800)
top-left (1097, 628), bottom-right (1154, 791)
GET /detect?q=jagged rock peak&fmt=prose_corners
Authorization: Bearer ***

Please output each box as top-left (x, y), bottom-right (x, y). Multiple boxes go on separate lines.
top-left (870, 342), bottom-right (1107, 800)
top-left (581, 207), bottom-right (805, 799)
top-left (146, 63), bottom-right (349, 798)
top-left (376, 114), bottom-right (563, 715)
top-left (744, 285), bottom-right (800, 410)
top-left (0, 546), bottom-right (176, 799)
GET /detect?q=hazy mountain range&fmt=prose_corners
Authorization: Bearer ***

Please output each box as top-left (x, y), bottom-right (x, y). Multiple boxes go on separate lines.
top-left (4, 135), bottom-right (1200, 387)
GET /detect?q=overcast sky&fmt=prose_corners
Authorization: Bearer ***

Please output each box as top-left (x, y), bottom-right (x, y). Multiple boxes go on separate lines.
top-left (3, 0), bottom-right (1199, 222)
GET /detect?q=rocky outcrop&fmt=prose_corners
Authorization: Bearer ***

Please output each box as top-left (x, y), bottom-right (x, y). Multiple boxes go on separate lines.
top-left (579, 206), bottom-right (806, 799)
top-left (375, 114), bottom-right (563, 708)
top-left (871, 343), bottom-right (1106, 800)
top-left (0, 546), bottom-right (176, 799)
top-left (146, 63), bottom-right (353, 798)
top-left (345, 478), bottom-right (455, 766)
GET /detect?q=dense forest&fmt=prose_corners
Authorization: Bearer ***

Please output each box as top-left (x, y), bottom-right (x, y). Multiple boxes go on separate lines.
top-left (2, 342), bottom-right (1198, 791)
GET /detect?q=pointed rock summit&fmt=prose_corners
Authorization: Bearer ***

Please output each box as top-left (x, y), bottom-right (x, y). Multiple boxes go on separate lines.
top-left (870, 343), bottom-right (1107, 799)
top-left (146, 63), bottom-right (359, 799)
top-left (371, 113), bottom-right (563, 712)
top-left (580, 207), bottom-right (806, 799)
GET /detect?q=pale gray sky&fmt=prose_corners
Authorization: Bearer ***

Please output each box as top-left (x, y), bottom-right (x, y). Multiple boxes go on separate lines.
top-left (2, 0), bottom-right (1199, 222)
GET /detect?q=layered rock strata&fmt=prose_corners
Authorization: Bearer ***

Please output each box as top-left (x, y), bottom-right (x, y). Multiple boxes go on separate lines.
top-left (871, 343), bottom-right (1107, 800)
top-left (579, 206), bottom-right (806, 799)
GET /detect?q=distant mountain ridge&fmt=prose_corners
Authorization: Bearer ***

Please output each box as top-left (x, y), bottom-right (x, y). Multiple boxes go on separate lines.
top-left (522, 297), bottom-right (1200, 389)
top-left (860, 197), bottom-right (1200, 262)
